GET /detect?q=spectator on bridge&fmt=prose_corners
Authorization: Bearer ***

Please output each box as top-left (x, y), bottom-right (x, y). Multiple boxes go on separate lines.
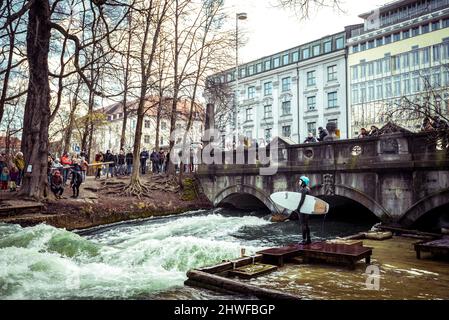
top-left (140, 148), bottom-right (149, 174)
top-left (358, 128), bottom-right (369, 138)
top-left (433, 116), bottom-right (448, 130)
top-left (125, 149), bottom-right (133, 175)
top-left (369, 125), bottom-right (380, 137)
top-left (150, 149), bottom-right (160, 173)
top-left (104, 150), bottom-right (115, 178)
top-left (50, 170), bottom-right (64, 199)
top-left (422, 117), bottom-right (435, 131)
top-left (13, 152), bottom-right (25, 187)
top-left (304, 132), bottom-right (318, 144)
top-left (317, 127), bottom-right (328, 142)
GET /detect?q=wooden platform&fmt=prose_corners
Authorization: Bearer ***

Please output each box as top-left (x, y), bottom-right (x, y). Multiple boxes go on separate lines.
top-left (295, 242), bottom-right (373, 269)
top-left (257, 245), bottom-right (302, 267)
top-left (257, 242), bottom-right (373, 269)
top-left (228, 263), bottom-right (278, 279)
top-left (414, 237), bottom-right (449, 260)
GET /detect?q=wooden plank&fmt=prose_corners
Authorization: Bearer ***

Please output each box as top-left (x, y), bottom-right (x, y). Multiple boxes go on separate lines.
top-left (228, 263), bottom-right (278, 279)
top-left (377, 225), bottom-right (442, 238)
top-left (198, 255), bottom-right (263, 274)
top-left (186, 270), bottom-right (301, 300)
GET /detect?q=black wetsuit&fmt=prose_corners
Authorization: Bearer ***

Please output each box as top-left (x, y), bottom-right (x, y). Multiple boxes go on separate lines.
top-left (297, 185), bottom-right (311, 244)
top-left (71, 165), bottom-right (83, 198)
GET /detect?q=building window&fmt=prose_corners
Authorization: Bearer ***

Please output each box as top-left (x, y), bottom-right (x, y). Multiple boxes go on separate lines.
top-left (283, 54), bottom-right (289, 65)
top-left (312, 44), bottom-right (320, 56)
top-left (144, 135), bottom-right (150, 144)
top-left (368, 82), bottom-right (374, 101)
top-left (145, 120), bottom-right (151, 128)
top-left (264, 82), bottom-right (272, 96)
top-left (352, 66), bottom-right (358, 80)
top-left (394, 76), bottom-right (401, 96)
top-left (444, 18), bottom-right (449, 28)
top-left (264, 60), bottom-right (271, 70)
top-left (327, 92), bottom-right (337, 108)
top-left (393, 33), bottom-right (400, 42)
top-left (282, 125), bottom-right (291, 138)
top-left (360, 42), bottom-right (366, 51)
top-left (376, 81), bottom-right (383, 100)
top-left (245, 130), bottom-right (252, 139)
top-left (248, 65), bottom-right (254, 76)
top-left (432, 21), bottom-right (440, 31)
top-left (307, 122), bottom-right (316, 136)
top-left (264, 105), bottom-right (272, 118)
top-left (327, 65), bottom-right (337, 81)
top-left (422, 24), bottom-right (429, 34)
top-left (433, 45), bottom-right (441, 62)
top-left (307, 71), bottom-right (316, 86)
top-left (160, 137), bottom-right (164, 145)
top-left (256, 63), bottom-right (262, 73)
top-left (161, 122), bottom-right (166, 130)
top-left (352, 45), bottom-right (359, 53)
top-left (412, 50), bottom-right (420, 66)
top-left (422, 47), bottom-right (430, 64)
top-left (248, 86), bottom-right (256, 99)
top-left (273, 57), bottom-right (280, 68)
top-left (403, 74), bottom-right (411, 94)
top-left (265, 128), bottom-right (272, 143)
top-left (246, 108), bottom-right (252, 122)
top-left (307, 96), bottom-right (316, 111)
top-left (433, 70), bottom-right (441, 88)
top-left (376, 38), bottom-right (383, 47)
top-left (303, 48), bottom-right (310, 59)
top-left (240, 68), bottom-right (246, 78)
top-left (384, 58), bottom-right (391, 72)
top-left (376, 61), bottom-right (383, 75)
top-left (368, 40), bottom-right (374, 49)
top-left (292, 51), bottom-right (299, 62)
top-left (384, 35), bottom-right (391, 44)
top-left (392, 56), bottom-right (400, 71)
top-left (412, 72), bottom-right (420, 92)
top-left (282, 101), bottom-right (291, 115)
top-left (403, 30), bottom-right (410, 39)
top-left (361, 64), bottom-right (366, 78)
top-left (412, 27), bottom-right (419, 37)
top-left (324, 41), bottom-right (332, 53)
top-left (352, 85), bottom-right (359, 103)
top-left (368, 62), bottom-right (374, 76)
top-left (385, 80), bottom-right (392, 98)
top-left (282, 77), bottom-right (291, 92)
top-left (335, 37), bottom-right (344, 49)
top-left (402, 53), bottom-right (410, 68)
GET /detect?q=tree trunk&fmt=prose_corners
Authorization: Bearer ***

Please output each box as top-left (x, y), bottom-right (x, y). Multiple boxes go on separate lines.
top-left (120, 17), bottom-right (132, 151)
top-left (19, 0), bottom-right (51, 200)
top-left (63, 81), bottom-right (80, 154)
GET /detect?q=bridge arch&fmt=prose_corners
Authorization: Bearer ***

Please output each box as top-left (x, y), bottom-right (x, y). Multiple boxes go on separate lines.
top-left (213, 184), bottom-right (278, 212)
top-left (398, 188), bottom-right (449, 227)
top-left (312, 184), bottom-right (392, 222)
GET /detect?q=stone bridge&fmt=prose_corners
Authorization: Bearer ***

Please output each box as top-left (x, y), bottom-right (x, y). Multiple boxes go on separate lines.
top-left (197, 131), bottom-right (449, 227)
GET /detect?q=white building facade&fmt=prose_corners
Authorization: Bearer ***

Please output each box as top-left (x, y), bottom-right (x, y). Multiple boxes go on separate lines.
top-left (212, 32), bottom-right (347, 146)
top-left (95, 98), bottom-right (204, 153)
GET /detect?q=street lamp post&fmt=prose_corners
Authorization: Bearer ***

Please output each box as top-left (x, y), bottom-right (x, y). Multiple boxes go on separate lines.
top-left (235, 12), bottom-right (247, 146)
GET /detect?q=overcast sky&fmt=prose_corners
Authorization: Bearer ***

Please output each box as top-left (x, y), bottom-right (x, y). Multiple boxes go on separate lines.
top-left (224, 0), bottom-right (392, 63)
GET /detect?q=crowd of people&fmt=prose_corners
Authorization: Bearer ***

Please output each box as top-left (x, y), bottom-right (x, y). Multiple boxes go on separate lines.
top-left (357, 125), bottom-right (380, 138)
top-left (0, 152), bottom-right (25, 192)
top-left (303, 126), bottom-right (336, 144)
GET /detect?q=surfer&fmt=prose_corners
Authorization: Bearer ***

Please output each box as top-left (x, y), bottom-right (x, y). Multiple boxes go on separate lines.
top-left (297, 176), bottom-right (311, 245)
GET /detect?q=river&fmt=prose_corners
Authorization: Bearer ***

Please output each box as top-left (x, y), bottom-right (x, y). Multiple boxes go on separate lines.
top-left (0, 208), bottom-right (376, 300)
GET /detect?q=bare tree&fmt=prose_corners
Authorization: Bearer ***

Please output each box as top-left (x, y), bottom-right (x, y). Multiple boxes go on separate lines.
top-left (276, 0), bottom-right (343, 18)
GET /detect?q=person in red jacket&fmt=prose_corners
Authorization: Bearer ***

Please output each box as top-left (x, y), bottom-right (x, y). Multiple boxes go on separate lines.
top-left (60, 153), bottom-right (72, 185)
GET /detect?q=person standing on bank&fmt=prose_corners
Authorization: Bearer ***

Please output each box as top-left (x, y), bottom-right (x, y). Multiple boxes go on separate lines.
top-left (297, 176), bottom-right (311, 245)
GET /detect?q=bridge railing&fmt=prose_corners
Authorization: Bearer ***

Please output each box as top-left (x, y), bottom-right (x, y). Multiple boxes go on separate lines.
top-left (197, 131), bottom-right (449, 175)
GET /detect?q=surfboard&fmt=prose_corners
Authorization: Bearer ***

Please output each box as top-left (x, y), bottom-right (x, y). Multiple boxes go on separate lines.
top-left (270, 191), bottom-right (329, 215)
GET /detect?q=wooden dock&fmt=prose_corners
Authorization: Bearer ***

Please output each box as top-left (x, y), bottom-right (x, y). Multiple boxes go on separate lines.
top-left (414, 237), bottom-right (449, 260)
top-left (257, 242), bottom-right (372, 269)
